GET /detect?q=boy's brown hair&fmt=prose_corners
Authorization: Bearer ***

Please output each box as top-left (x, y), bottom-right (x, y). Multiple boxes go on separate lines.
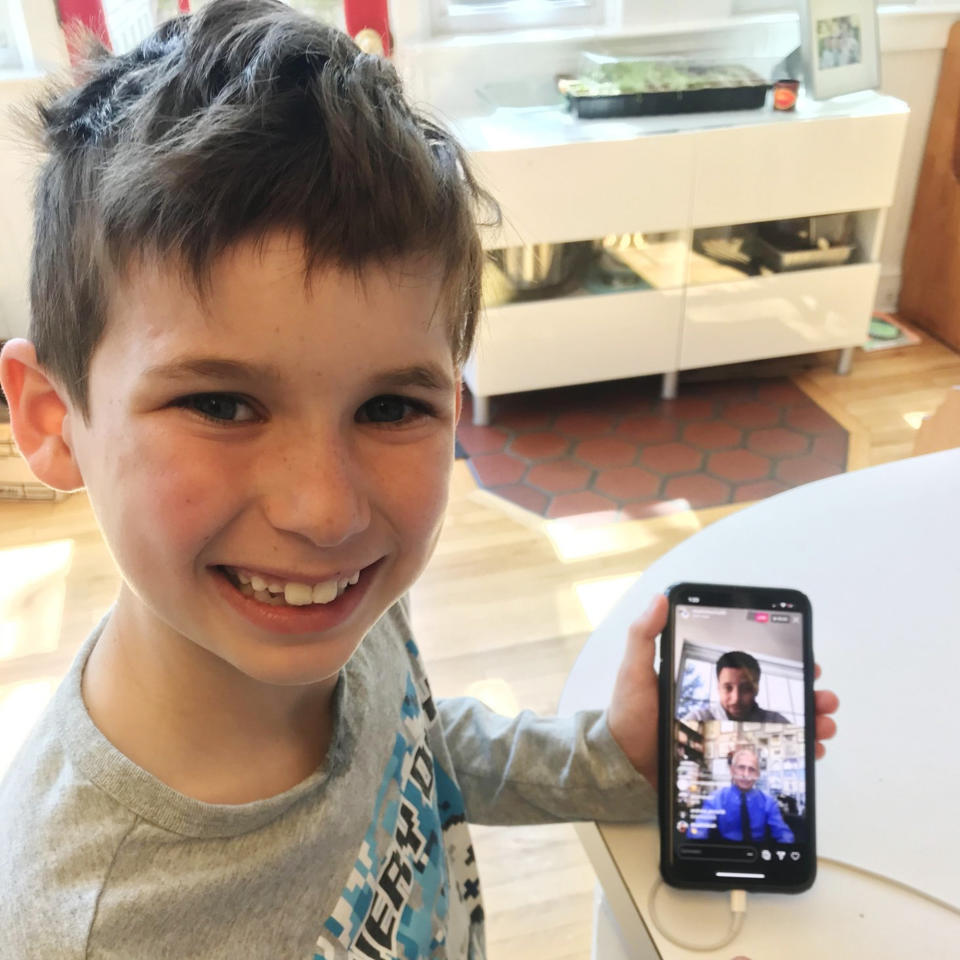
top-left (28, 0), bottom-right (495, 419)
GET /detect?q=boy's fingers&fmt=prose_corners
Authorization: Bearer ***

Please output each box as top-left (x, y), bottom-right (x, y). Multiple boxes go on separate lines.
top-left (815, 714), bottom-right (837, 742)
top-left (815, 662), bottom-right (822, 680)
top-left (814, 689), bottom-right (839, 715)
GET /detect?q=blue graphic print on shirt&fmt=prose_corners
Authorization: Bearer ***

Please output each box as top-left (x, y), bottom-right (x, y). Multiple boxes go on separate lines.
top-left (314, 665), bottom-right (480, 960)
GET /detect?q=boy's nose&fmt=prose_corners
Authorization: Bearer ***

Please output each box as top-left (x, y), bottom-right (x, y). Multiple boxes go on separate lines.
top-left (258, 438), bottom-right (371, 547)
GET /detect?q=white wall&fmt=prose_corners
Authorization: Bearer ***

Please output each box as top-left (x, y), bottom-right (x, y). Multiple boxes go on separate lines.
top-left (0, 76), bottom-right (43, 341)
top-left (0, 0), bottom-right (67, 341)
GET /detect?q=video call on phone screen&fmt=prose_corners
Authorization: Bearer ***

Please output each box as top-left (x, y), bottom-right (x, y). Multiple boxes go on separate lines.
top-left (669, 597), bottom-right (812, 887)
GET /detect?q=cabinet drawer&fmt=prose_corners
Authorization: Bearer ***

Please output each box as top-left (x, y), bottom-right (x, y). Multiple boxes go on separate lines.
top-left (680, 263), bottom-right (880, 370)
top-left (692, 112), bottom-right (907, 227)
top-left (471, 135), bottom-right (694, 248)
top-left (465, 289), bottom-right (683, 396)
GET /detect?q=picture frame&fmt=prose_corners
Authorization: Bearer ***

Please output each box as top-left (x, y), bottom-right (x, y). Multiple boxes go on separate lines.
top-left (799, 0), bottom-right (881, 100)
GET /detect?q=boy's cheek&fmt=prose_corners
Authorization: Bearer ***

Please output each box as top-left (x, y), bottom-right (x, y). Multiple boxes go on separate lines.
top-left (95, 439), bottom-right (230, 557)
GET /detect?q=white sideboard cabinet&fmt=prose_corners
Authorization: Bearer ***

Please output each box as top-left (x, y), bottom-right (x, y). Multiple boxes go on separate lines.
top-left (452, 92), bottom-right (909, 425)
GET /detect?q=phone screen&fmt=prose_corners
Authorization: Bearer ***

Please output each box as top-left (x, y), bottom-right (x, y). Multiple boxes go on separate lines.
top-left (659, 583), bottom-right (816, 893)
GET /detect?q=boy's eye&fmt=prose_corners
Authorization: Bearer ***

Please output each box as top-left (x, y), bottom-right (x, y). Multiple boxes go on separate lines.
top-left (177, 393), bottom-right (258, 423)
top-left (357, 395), bottom-right (431, 425)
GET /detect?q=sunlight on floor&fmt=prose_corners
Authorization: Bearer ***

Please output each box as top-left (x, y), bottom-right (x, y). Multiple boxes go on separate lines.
top-left (0, 539), bottom-right (74, 660)
top-left (574, 574), bottom-right (640, 630)
top-left (902, 411), bottom-right (927, 430)
top-left (544, 504), bottom-right (703, 562)
top-left (0, 679), bottom-right (56, 777)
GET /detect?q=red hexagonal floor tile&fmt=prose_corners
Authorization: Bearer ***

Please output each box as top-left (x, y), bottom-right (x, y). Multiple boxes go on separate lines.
top-left (747, 427), bottom-right (809, 457)
top-left (785, 405), bottom-right (843, 435)
top-left (547, 491), bottom-right (620, 519)
top-left (456, 423), bottom-right (509, 455)
top-left (470, 452), bottom-right (526, 487)
top-left (659, 396), bottom-right (716, 421)
top-left (708, 449), bottom-right (772, 482)
top-left (723, 401), bottom-right (780, 429)
top-left (640, 442), bottom-right (703, 474)
top-left (813, 433), bottom-right (848, 467)
top-left (494, 408), bottom-right (553, 432)
top-left (755, 380), bottom-right (806, 406)
top-left (595, 466), bottom-right (661, 500)
top-left (776, 455), bottom-right (842, 486)
top-left (683, 421), bottom-right (743, 451)
top-left (554, 410), bottom-right (616, 437)
top-left (662, 474), bottom-right (731, 509)
top-left (509, 432), bottom-right (570, 460)
top-left (527, 459), bottom-right (592, 493)
top-left (490, 484), bottom-right (550, 515)
top-left (621, 498), bottom-right (678, 520)
top-left (616, 415), bottom-right (679, 445)
top-left (575, 437), bottom-right (637, 468)
top-left (734, 480), bottom-right (789, 503)
top-left (461, 375), bottom-right (849, 521)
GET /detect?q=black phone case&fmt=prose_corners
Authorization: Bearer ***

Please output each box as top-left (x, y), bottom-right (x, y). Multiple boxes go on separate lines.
top-left (658, 582), bottom-right (817, 893)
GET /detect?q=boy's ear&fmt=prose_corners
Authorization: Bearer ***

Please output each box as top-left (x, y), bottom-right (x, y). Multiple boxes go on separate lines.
top-left (454, 376), bottom-right (463, 426)
top-left (0, 338), bottom-right (85, 492)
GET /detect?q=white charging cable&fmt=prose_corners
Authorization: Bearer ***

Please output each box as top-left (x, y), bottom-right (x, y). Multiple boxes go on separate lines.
top-left (647, 879), bottom-right (747, 951)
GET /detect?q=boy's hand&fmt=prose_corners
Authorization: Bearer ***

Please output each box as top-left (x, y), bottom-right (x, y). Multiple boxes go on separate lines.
top-left (606, 594), bottom-right (840, 790)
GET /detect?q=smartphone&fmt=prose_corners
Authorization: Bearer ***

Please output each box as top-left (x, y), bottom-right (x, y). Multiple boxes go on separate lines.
top-left (658, 583), bottom-right (816, 893)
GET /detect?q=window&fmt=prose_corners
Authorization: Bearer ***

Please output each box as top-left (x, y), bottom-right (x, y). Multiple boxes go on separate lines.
top-left (0, 2), bottom-right (22, 69)
top-left (154, 1), bottom-right (344, 29)
top-left (432, 0), bottom-right (603, 36)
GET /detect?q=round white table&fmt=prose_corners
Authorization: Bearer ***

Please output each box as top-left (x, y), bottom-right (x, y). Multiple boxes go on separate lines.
top-left (558, 449), bottom-right (960, 958)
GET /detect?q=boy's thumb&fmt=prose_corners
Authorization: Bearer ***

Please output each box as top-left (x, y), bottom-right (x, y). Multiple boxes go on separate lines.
top-left (622, 594), bottom-right (667, 678)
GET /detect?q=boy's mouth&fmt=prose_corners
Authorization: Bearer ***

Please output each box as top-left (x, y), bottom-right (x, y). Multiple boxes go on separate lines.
top-left (218, 565), bottom-right (361, 608)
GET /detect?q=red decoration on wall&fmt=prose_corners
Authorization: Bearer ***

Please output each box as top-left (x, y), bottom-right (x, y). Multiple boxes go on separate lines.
top-left (56, 0), bottom-right (109, 61)
top-left (56, 0), bottom-right (109, 45)
top-left (343, 0), bottom-right (391, 56)
top-left (178, 0), bottom-right (191, 12)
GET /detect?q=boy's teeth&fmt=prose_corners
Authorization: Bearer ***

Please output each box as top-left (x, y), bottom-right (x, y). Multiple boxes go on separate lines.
top-left (228, 567), bottom-right (359, 607)
top-left (284, 582), bottom-right (314, 606)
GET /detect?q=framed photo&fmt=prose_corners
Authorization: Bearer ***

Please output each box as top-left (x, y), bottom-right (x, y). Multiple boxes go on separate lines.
top-left (800, 0), bottom-right (881, 100)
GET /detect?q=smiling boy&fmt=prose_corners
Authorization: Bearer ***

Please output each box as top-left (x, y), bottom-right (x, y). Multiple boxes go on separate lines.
top-left (0, 2), bottom-right (836, 958)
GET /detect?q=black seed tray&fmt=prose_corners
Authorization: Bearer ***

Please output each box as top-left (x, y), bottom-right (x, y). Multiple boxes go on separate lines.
top-left (567, 83), bottom-right (769, 119)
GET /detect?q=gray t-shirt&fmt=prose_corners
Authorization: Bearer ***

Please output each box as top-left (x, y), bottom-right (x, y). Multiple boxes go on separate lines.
top-left (0, 602), bottom-right (655, 959)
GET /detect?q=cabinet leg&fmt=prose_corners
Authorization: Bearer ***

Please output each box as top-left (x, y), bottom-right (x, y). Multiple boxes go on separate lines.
top-left (661, 371), bottom-right (678, 400)
top-left (836, 347), bottom-right (854, 376)
top-left (472, 394), bottom-right (490, 426)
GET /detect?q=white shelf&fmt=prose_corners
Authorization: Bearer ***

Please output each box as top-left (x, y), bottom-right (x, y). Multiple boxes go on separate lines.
top-left (458, 91), bottom-right (909, 422)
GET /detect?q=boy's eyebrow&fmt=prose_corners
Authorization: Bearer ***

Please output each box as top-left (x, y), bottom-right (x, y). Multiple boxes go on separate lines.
top-left (142, 357), bottom-right (455, 391)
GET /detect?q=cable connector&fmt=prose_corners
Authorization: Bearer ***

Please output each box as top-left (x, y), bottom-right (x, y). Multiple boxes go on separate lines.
top-left (647, 878), bottom-right (747, 951)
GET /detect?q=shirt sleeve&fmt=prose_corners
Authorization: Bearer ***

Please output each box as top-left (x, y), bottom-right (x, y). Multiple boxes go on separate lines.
top-left (434, 696), bottom-right (656, 826)
top-left (763, 793), bottom-right (795, 843)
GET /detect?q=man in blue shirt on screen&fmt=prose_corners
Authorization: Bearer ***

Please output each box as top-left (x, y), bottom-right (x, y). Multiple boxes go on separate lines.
top-left (688, 747), bottom-right (794, 843)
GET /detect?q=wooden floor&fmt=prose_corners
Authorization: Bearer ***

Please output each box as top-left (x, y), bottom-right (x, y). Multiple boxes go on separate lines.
top-left (1, 333), bottom-right (958, 959)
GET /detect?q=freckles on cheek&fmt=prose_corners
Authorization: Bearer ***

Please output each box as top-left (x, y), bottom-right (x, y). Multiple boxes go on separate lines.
top-left (113, 442), bottom-right (228, 556)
